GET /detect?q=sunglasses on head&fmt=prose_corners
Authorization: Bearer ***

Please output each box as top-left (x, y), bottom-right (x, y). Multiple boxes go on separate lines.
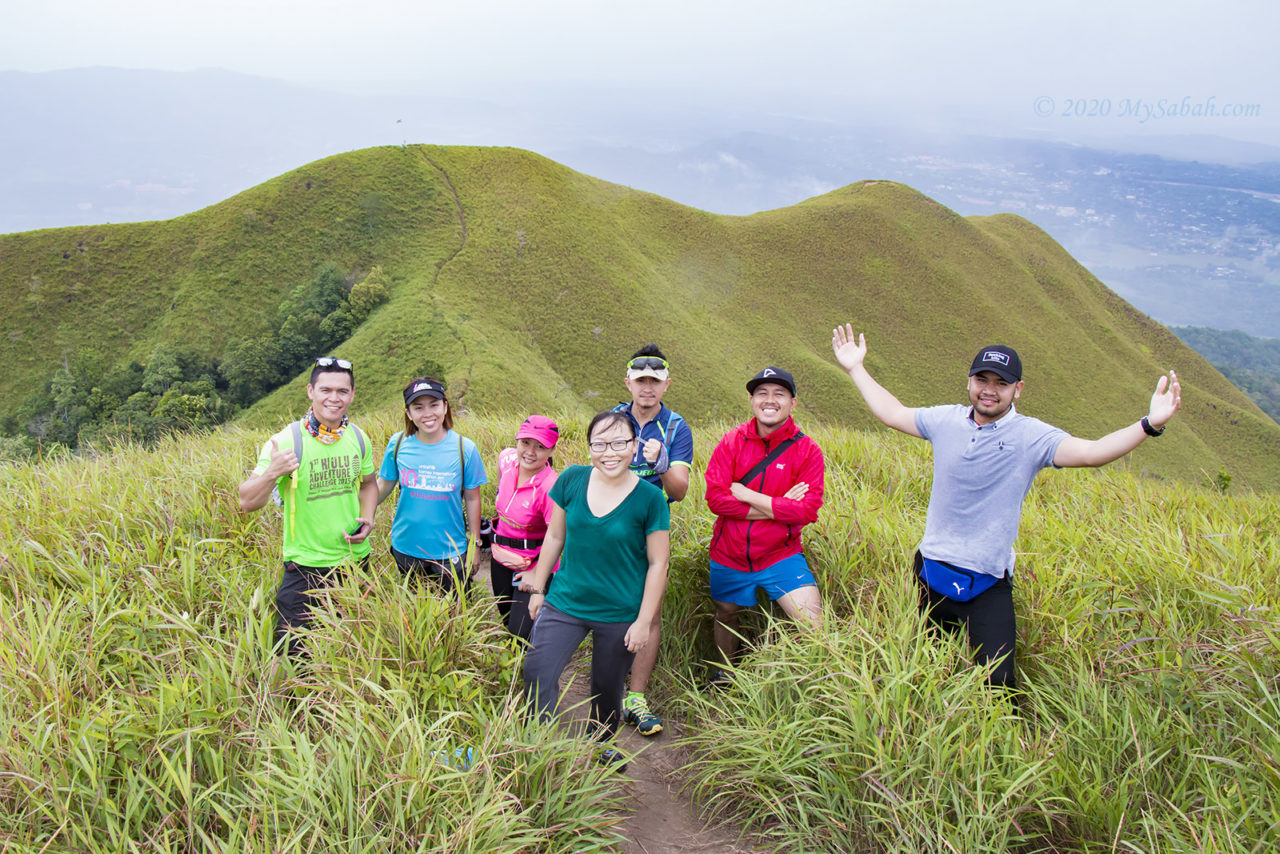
top-left (315, 357), bottom-right (353, 370)
top-left (627, 357), bottom-right (668, 371)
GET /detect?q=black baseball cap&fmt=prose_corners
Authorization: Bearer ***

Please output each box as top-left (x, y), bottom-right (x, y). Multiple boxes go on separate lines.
top-left (969, 345), bottom-right (1022, 383)
top-left (746, 366), bottom-right (797, 396)
top-left (404, 378), bottom-right (446, 405)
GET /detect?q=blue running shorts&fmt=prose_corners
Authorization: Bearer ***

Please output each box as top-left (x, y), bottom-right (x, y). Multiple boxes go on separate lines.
top-left (710, 553), bottom-right (816, 607)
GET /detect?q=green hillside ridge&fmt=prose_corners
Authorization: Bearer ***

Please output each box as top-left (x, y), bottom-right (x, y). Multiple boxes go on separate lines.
top-left (2, 145), bottom-right (1277, 488)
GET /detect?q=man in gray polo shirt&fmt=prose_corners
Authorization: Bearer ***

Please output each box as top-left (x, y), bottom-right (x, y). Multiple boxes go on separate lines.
top-left (831, 325), bottom-right (1182, 689)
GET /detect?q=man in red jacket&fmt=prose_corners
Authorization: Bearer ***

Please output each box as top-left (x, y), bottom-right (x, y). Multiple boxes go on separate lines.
top-left (704, 367), bottom-right (826, 682)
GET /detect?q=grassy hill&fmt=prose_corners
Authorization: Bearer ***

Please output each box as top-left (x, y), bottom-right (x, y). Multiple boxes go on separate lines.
top-left (2, 145), bottom-right (1277, 489)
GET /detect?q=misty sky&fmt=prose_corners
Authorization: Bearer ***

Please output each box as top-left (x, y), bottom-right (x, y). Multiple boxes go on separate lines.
top-left (6, 0), bottom-right (1278, 144)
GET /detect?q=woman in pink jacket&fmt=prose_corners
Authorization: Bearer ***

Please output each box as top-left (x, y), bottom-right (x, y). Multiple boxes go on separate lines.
top-left (489, 415), bottom-right (560, 640)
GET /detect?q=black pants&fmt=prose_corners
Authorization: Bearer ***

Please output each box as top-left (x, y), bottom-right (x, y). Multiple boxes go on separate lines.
top-left (275, 557), bottom-right (369, 657)
top-left (391, 547), bottom-right (470, 595)
top-left (914, 551), bottom-right (1016, 689)
top-left (490, 558), bottom-right (554, 642)
top-left (522, 604), bottom-right (635, 739)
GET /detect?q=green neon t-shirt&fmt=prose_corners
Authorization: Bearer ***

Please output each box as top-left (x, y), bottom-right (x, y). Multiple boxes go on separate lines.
top-left (255, 423), bottom-right (374, 567)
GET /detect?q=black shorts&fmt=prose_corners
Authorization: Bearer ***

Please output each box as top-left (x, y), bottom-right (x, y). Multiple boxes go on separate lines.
top-left (390, 546), bottom-right (471, 595)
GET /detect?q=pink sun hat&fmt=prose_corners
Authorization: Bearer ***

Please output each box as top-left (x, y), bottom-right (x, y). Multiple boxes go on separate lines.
top-left (515, 414), bottom-right (559, 449)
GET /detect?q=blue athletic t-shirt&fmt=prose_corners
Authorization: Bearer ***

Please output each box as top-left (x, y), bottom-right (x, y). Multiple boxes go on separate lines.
top-left (379, 430), bottom-right (487, 561)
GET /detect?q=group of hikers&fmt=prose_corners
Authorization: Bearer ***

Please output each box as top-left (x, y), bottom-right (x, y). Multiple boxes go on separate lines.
top-left (239, 329), bottom-right (1182, 766)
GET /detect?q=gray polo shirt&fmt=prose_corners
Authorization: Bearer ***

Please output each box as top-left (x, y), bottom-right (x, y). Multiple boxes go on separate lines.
top-left (914, 404), bottom-right (1068, 578)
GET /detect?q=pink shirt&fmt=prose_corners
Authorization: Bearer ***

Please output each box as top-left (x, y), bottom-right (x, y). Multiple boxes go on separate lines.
top-left (493, 448), bottom-right (559, 571)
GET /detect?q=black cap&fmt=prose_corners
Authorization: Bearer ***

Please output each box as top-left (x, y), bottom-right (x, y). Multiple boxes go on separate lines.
top-left (969, 345), bottom-right (1022, 383)
top-left (404, 378), bottom-right (446, 405)
top-left (746, 366), bottom-right (797, 396)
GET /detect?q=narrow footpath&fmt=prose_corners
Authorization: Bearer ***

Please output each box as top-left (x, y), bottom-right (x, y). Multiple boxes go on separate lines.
top-left (479, 558), bottom-right (756, 852)
top-left (612, 714), bottom-right (757, 854)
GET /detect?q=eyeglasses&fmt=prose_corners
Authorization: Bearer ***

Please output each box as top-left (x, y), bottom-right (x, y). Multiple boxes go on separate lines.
top-left (627, 357), bottom-right (668, 371)
top-left (315, 357), bottom-right (353, 370)
top-left (588, 439), bottom-right (635, 452)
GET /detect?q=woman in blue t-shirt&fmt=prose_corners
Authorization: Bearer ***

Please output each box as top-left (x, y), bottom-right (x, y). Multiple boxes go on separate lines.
top-left (376, 376), bottom-right (487, 593)
top-left (521, 410), bottom-right (670, 767)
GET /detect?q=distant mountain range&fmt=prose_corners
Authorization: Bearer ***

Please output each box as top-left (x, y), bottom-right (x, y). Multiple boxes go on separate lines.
top-left (2, 145), bottom-right (1276, 489)
top-left (4, 68), bottom-right (1279, 336)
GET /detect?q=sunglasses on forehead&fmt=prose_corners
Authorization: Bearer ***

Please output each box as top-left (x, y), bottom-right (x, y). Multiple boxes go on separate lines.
top-left (627, 357), bottom-right (668, 371)
top-left (315, 356), bottom-right (353, 371)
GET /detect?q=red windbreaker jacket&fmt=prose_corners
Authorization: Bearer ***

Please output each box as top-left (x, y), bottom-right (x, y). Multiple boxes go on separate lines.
top-left (704, 416), bottom-right (825, 572)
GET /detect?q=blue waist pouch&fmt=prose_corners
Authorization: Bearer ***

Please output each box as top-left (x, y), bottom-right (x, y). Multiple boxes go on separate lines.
top-left (920, 557), bottom-right (999, 602)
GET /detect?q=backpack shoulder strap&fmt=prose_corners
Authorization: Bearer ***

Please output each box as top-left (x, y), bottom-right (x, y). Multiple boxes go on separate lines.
top-left (662, 409), bottom-right (684, 448)
top-left (459, 434), bottom-right (472, 537)
top-left (458, 433), bottom-right (466, 501)
top-left (350, 423), bottom-right (367, 456)
top-left (391, 431), bottom-right (405, 476)
top-left (289, 421), bottom-right (304, 464)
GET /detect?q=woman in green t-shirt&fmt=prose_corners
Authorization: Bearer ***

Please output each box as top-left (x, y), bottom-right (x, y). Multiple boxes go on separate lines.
top-left (522, 410), bottom-right (671, 767)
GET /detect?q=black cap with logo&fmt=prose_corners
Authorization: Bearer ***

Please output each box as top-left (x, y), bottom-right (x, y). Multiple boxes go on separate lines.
top-left (969, 345), bottom-right (1022, 383)
top-left (746, 366), bottom-right (797, 396)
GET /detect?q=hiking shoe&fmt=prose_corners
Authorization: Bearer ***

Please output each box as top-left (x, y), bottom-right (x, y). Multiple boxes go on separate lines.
top-left (597, 748), bottom-right (629, 773)
top-left (703, 669), bottom-right (734, 693)
top-left (622, 694), bottom-right (663, 736)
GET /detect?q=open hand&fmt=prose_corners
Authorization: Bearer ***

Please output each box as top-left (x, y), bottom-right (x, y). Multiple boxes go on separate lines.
top-left (832, 324), bottom-right (867, 373)
top-left (1148, 370), bottom-right (1182, 428)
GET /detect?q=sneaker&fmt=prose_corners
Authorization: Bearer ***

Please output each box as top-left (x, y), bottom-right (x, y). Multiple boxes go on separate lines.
top-left (622, 694), bottom-right (663, 736)
top-left (597, 748), bottom-right (629, 773)
top-left (703, 669), bottom-right (734, 692)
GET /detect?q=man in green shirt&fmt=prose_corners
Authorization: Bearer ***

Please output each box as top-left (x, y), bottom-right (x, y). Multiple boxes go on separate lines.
top-left (237, 357), bottom-right (378, 655)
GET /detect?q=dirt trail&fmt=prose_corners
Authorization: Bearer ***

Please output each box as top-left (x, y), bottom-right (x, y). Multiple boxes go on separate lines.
top-left (613, 717), bottom-right (757, 854)
top-left (477, 558), bottom-right (757, 853)
top-left (557, 665), bottom-right (756, 853)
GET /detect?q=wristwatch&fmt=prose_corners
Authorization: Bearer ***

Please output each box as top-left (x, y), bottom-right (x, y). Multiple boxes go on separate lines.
top-left (1140, 416), bottom-right (1165, 437)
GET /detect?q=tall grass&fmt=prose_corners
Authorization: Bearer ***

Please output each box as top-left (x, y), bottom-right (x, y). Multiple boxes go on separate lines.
top-left (2, 413), bottom-right (1278, 851)
top-left (671, 425), bottom-right (1280, 853)
top-left (0, 415), bottom-right (624, 852)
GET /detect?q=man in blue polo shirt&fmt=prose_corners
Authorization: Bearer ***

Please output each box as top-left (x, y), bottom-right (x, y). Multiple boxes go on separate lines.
top-left (832, 325), bottom-right (1182, 689)
top-left (612, 343), bottom-right (693, 735)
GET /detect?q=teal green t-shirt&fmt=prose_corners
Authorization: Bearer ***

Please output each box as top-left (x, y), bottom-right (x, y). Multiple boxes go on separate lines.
top-left (254, 423), bottom-right (374, 566)
top-left (544, 465), bottom-right (670, 623)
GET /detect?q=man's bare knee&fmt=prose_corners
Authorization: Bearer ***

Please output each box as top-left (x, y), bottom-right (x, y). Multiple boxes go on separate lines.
top-left (714, 601), bottom-right (742, 625)
top-left (778, 587), bottom-right (822, 628)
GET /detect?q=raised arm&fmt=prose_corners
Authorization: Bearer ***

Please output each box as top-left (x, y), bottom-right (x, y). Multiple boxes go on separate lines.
top-left (1053, 371), bottom-right (1182, 468)
top-left (831, 325), bottom-right (922, 438)
top-left (237, 438), bottom-right (297, 513)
